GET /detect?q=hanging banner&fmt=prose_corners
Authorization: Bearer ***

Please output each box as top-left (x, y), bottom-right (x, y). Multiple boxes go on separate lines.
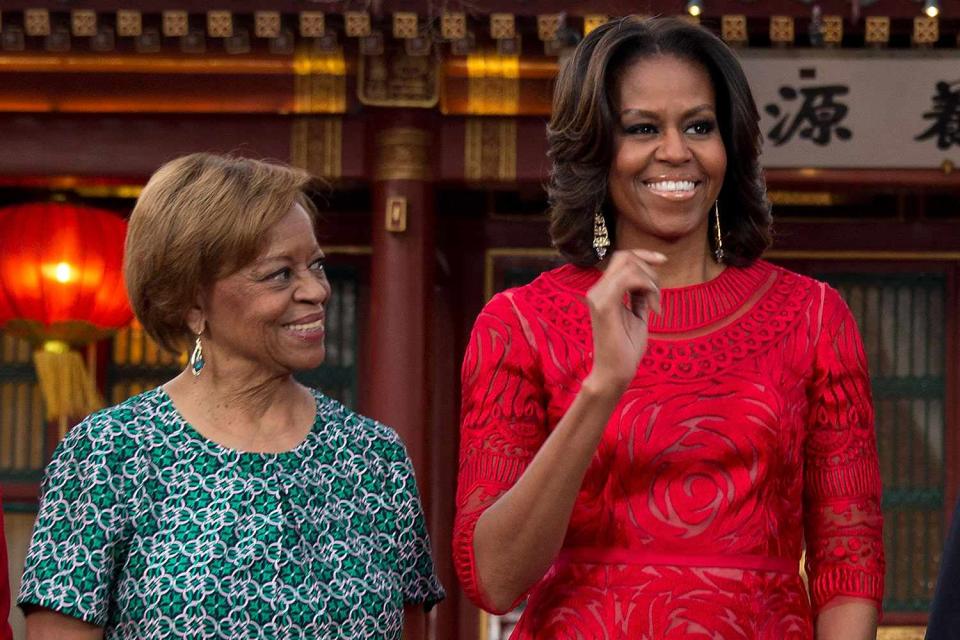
top-left (738, 52), bottom-right (960, 169)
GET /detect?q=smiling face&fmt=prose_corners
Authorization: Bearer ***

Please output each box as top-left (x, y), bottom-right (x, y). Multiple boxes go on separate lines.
top-left (197, 203), bottom-right (331, 375)
top-left (607, 54), bottom-right (727, 252)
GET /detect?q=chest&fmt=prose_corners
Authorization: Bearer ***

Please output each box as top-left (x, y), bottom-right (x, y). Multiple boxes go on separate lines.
top-left (110, 451), bottom-right (405, 636)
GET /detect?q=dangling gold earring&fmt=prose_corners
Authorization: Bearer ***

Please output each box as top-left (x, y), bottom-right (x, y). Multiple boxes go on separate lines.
top-left (593, 206), bottom-right (611, 261)
top-left (713, 201), bottom-right (725, 264)
top-left (189, 333), bottom-right (205, 377)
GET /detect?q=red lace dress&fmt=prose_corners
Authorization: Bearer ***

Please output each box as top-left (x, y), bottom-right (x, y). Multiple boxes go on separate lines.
top-left (454, 260), bottom-right (884, 639)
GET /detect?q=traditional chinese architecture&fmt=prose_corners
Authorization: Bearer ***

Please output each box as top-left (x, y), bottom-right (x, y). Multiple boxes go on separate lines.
top-left (0, 1), bottom-right (958, 639)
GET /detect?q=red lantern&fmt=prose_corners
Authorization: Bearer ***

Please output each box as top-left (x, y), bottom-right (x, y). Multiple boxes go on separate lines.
top-left (0, 202), bottom-right (133, 344)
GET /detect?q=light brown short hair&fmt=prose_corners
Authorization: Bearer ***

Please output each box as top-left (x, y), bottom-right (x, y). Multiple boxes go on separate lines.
top-left (124, 153), bottom-right (319, 353)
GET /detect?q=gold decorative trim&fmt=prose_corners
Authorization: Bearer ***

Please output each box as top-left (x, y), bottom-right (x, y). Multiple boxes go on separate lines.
top-left (865, 16), bottom-right (890, 45)
top-left (465, 51), bottom-right (520, 115)
top-left (292, 44), bottom-right (347, 114)
top-left (442, 12), bottom-right (466, 40)
top-left (162, 11), bottom-right (188, 38)
top-left (375, 127), bottom-right (432, 181)
top-left (385, 196), bottom-right (408, 233)
top-left (74, 185), bottom-right (143, 199)
top-left (484, 247), bottom-right (559, 301)
top-left (876, 627), bottom-right (927, 640)
top-left (768, 191), bottom-right (840, 206)
top-left (206, 11), bottom-right (233, 39)
top-left (913, 16), bottom-right (939, 46)
top-left (290, 117), bottom-right (342, 180)
top-left (822, 16), bottom-right (843, 45)
top-left (24, 9), bottom-right (51, 37)
top-left (770, 16), bottom-right (795, 45)
top-left (345, 11), bottom-right (371, 38)
top-left (357, 51), bottom-right (439, 108)
top-left (465, 118), bottom-right (517, 181)
top-left (71, 10), bottom-right (97, 38)
top-left (254, 12), bottom-right (281, 39)
top-left (722, 15), bottom-right (748, 45)
top-left (537, 15), bottom-right (562, 42)
top-left (116, 10), bottom-right (142, 37)
top-left (583, 15), bottom-right (608, 36)
top-left (0, 55), bottom-right (292, 74)
top-left (321, 245), bottom-right (373, 255)
top-left (299, 12), bottom-right (325, 38)
top-left (393, 12), bottom-right (418, 39)
top-left (490, 13), bottom-right (516, 40)
top-left (767, 250), bottom-right (960, 260)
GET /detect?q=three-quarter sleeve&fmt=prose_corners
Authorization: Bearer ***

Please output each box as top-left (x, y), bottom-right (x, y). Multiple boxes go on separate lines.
top-left (803, 284), bottom-right (885, 614)
top-left (383, 432), bottom-right (445, 610)
top-left (453, 291), bottom-right (549, 613)
top-left (18, 413), bottom-right (133, 625)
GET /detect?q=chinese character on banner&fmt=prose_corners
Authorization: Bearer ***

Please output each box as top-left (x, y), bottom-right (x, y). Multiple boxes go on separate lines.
top-left (764, 85), bottom-right (853, 146)
top-left (915, 80), bottom-right (960, 150)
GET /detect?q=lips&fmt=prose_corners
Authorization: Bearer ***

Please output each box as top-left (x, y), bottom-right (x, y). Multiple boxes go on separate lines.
top-left (285, 318), bottom-right (324, 331)
top-left (283, 313), bottom-right (325, 338)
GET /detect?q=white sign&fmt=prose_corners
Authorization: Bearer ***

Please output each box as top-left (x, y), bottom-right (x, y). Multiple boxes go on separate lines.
top-left (738, 51), bottom-right (960, 169)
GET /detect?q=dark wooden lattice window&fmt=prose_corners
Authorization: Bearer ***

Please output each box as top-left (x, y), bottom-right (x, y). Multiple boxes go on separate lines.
top-left (0, 334), bottom-right (47, 492)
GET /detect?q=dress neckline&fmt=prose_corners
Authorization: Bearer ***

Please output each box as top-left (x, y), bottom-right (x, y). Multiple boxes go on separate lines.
top-left (150, 385), bottom-right (322, 460)
top-left (544, 259), bottom-right (777, 333)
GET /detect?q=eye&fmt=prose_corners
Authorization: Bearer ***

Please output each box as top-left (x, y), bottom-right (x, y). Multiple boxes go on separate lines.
top-left (624, 123), bottom-right (658, 136)
top-left (686, 120), bottom-right (716, 135)
top-left (265, 267), bottom-right (292, 282)
top-left (309, 257), bottom-right (326, 275)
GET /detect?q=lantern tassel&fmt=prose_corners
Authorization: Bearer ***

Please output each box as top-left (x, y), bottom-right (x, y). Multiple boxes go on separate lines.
top-left (33, 340), bottom-right (104, 437)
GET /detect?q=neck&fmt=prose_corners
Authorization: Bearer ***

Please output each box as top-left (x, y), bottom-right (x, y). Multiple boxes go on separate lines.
top-left (614, 233), bottom-right (723, 289)
top-left (164, 350), bottom-right (313, 452)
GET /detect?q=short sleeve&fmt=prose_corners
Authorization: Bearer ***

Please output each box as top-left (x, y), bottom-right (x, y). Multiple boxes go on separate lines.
top-left (18, 411), bottom-right (133, 626)
top-left (0, 490), bottom-right (13, 640)
top-left (383, 433), bottom-right (445, 611)
top-left (453, 291), bottom-right (549, 613)
top-left (803, 285), bottom-right (885, 615)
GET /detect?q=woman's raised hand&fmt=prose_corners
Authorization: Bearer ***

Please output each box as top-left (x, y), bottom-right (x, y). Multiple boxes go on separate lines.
top-left (584, 250), bottom-right (666, 395)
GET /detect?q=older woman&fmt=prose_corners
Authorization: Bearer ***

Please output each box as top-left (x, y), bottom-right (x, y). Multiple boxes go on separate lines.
top-left (18, 153), bottom-right (444, 639)
top-left (454, 17), bottom-right (883, 639)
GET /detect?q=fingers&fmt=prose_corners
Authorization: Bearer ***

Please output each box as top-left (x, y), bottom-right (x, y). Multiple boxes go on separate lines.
top-left (591, 250), bottom-right (664, 317)
top-left (627, 249), bottom-right (668, 265)
top-left (616, 251), bottom-right (663, 316)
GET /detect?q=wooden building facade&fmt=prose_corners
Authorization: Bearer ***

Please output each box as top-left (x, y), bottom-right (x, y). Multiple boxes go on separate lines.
top-left (0, 2), bottom-right (959, 638)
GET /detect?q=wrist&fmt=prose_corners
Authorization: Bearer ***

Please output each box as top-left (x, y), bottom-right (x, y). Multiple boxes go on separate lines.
top-left (580, 371), bottom-right (629, 402)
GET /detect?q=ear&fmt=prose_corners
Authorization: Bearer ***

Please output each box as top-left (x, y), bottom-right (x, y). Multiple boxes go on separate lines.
top-left (185, 293), bottom-right (206, 336)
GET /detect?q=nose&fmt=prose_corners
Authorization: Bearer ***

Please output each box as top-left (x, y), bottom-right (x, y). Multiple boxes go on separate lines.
top-left (294, 269), bottom-right (331, 305)
top-left (654, 128), bottom-right (693, 164)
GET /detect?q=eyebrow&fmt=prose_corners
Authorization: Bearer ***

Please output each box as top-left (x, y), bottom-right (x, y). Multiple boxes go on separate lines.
top-left (254, 250), bottom-right (324, 265)
top-left (620, 104), bottom-right (715, 119)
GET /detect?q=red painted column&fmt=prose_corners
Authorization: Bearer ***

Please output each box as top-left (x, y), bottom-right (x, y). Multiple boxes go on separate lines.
top-left (363, 112), bottom-right (436, 486)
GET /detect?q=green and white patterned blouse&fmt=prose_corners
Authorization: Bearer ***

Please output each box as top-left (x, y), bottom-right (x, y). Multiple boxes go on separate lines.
top-left (19, 387), bottom-right (444, 639)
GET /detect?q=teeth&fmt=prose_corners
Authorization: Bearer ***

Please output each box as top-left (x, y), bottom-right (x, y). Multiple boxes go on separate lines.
top-left (286, 319), bottom-right (324, 331)
top-left (646, 180), bottom-right (696, 192)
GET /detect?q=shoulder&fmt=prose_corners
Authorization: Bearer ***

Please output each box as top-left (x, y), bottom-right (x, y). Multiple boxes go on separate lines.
top-left (754, 260), bottom-right (849, 311)
top-left (310, 390), bottom-right (410, 465)
top-left (478, 263), bottom-right (590, 323)
top-left (763, 261), bottom-right (851, 313)
top-left (55, 389), bottom-right (164, 461)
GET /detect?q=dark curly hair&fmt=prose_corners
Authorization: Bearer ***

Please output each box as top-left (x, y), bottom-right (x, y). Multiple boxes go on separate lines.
top-left (547, 16), bottom-right (772, 267)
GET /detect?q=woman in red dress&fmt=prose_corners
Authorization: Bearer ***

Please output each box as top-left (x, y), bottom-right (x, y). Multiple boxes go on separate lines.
top-left (453, 16), bottom-right (884, 639)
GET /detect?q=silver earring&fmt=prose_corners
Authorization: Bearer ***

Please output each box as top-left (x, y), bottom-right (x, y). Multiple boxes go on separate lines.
top-left (593, 206), bottom-right (611, 261)
top-left (713, 201), bottom-right (725, 264)
top-left (189, 334), bottom-right (205, 377)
